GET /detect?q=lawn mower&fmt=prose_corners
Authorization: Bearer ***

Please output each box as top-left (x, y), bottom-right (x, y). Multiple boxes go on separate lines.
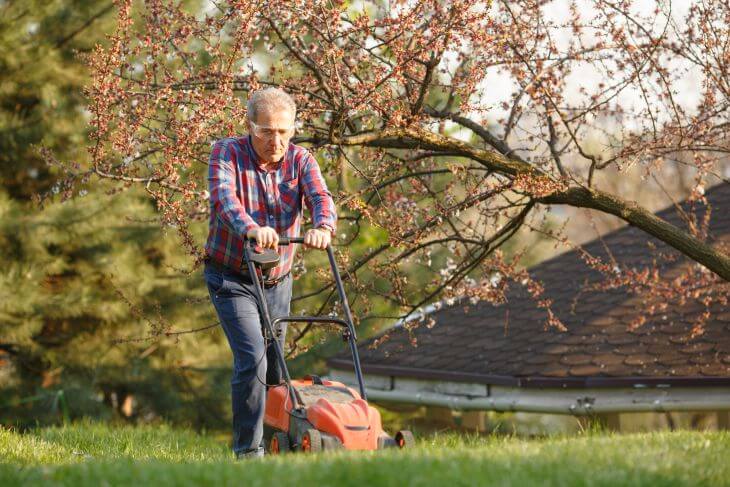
top-left (243, 235), bottom-right (414, 454)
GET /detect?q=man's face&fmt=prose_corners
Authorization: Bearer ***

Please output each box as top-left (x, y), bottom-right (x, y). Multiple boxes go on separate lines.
top-left (249, 108), bottom-right (295, 165)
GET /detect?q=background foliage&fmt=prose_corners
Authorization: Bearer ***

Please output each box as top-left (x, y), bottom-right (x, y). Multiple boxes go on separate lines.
top-left (2, 0), bottom-right (727, 430)
top-left (0, 0), bottom-right (466, 428)
top-left (0, 0), bottom-right (231, 427)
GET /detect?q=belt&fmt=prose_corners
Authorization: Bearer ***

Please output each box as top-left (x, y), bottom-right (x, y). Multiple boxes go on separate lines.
top-left (204, 258), bottom-right (289, 288)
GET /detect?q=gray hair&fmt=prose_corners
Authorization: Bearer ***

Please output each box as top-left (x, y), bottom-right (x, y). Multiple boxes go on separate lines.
top-left (246, 87), bottom-right (296, 123)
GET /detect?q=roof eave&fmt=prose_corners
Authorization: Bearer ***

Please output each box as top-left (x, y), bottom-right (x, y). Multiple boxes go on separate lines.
top-left (328, 359), bottom-right (730, 388)
top-left (328, 368), bottom-right (730, 414)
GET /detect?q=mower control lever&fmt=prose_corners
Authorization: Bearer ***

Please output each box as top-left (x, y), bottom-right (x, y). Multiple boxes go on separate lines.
top-left (272, 316), bottom-right (356, 341)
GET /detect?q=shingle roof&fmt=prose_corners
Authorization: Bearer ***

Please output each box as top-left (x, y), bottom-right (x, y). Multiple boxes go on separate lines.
top-left (330, 183), bottom-right (730, 388)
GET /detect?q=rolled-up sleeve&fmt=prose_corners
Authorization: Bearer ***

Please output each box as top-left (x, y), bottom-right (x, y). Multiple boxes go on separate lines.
top-left (208, 139), bottom-right (260, 236)
top-left (300, 152), bottom-right (337, 233)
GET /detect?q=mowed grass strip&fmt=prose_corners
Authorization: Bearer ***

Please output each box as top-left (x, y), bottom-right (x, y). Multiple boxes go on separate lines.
top-left (1, 421), bottom-right (728, 486)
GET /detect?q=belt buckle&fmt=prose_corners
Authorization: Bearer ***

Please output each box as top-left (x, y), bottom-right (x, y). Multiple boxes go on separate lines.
top-left (263, 277), bottom-right (279, 288)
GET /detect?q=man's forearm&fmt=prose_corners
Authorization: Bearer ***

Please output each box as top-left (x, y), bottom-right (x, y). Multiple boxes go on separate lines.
top-left (301, 154), bottom-right (337, 233)
top-left (208, 142), bottom-right (260, 236)
top-left (308, 194), bottom-right (337, 232)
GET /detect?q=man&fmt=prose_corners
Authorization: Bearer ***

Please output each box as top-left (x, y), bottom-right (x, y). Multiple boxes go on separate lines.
top-left (203, 87), bottom-right (336, 459)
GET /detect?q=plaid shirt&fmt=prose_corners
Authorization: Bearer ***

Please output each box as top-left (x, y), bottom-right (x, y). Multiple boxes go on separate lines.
top-left (205, 135), bottom-right (337, 280)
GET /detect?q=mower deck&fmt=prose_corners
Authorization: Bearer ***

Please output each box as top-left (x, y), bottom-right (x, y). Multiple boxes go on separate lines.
top-left (264, 376), bottom-right (413, 453)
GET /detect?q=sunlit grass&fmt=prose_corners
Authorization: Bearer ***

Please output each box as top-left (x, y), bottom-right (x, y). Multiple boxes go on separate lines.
top-left (1, 421), bottom-right (727, 486)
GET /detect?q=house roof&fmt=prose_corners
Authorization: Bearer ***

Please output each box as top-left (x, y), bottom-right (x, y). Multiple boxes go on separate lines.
top-left (329, 183), bottom-right (730, 389)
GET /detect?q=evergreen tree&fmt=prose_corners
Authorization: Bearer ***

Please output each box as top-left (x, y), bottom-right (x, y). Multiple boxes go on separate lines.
top-left (0, 0), bottom-right (117, 200)
top-left (0, 1), bottom-right (232, 428)
top-left (0, 186), bottom-right (232, 427)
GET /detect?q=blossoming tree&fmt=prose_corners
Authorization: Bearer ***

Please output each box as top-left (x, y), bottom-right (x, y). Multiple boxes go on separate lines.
top-left (56, 0), bottom-right (729, 336)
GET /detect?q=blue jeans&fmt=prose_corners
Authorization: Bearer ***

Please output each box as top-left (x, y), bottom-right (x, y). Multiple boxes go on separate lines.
top-left (204, 265), bottom-right (292, 455)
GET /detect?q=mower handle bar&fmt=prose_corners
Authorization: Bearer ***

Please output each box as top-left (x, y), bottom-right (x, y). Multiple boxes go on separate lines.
top-left (243, 235), bottom-right (307, 246)
top-left (278, 236), bottom-right (303, 246)
top-left (242, 233), bottom-right (367, 402)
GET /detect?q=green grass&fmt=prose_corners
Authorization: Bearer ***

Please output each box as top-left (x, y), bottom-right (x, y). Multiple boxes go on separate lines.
top-left (1, 421), bottom-right (728, 486)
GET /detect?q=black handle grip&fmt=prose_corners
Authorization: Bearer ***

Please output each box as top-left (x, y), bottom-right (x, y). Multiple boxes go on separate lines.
top-left (278, 236), bottom-right (305, 245)
top-left (243, 235), bottom-right (305, 246)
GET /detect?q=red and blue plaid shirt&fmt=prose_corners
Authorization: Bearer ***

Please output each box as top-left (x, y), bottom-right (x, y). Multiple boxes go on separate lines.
top-left (205, 135), bottom-right (337, 280)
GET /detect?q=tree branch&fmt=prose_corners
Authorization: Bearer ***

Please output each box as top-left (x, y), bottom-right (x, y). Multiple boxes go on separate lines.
top-left (541, 187), bottom-right (730, 280)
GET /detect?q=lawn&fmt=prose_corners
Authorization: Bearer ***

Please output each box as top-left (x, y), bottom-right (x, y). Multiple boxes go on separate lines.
top-left (1, 421), bottom-right (727, 486)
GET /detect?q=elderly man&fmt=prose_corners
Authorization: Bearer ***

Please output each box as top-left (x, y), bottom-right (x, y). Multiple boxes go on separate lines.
top-left (203, 87), bottom-right (336, 459)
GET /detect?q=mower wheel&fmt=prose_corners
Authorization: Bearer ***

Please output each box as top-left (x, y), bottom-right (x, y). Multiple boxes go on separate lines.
top-left (321, 434), bottom-right (344, 451)
top-left (301, 429), bottom-right (322, 453)
top-left (377, 436), bottom-right (398, 449)
top-left (269, 431), bottom-right (290, 454)
top-left (395, 430), bottom-right (415, 449)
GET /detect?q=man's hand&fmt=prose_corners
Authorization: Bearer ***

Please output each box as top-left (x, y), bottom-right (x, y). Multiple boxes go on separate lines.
top-left (304, 227), bottom-right (331, 249)
top-left (247, 227), bottom-right (279, 249)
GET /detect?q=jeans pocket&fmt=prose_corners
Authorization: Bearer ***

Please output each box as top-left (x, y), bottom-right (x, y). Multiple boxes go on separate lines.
top-left (204, 267), bottom-right (227, 294)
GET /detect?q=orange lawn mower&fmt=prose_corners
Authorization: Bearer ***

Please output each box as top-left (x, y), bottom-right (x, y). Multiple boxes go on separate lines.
top-left (243, 235), bottom-right (414, 453)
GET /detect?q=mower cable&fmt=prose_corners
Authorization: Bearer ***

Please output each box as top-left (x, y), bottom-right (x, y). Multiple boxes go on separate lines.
top-left (253, 333), bottom-right (308, 420)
